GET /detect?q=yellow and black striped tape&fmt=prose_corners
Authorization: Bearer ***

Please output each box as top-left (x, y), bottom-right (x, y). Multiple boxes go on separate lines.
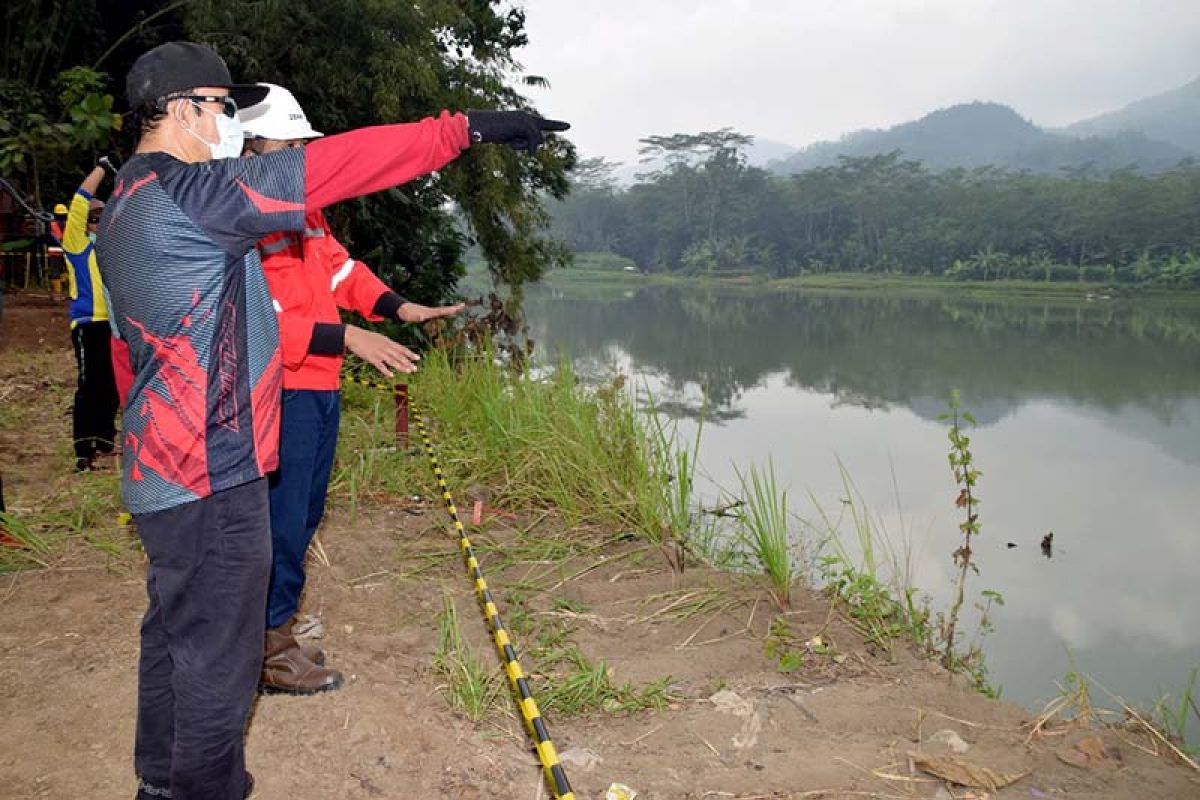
top-left (344, 372), bottom-right (576, 800)
top-left (343, 373), bottom-right (395, 393)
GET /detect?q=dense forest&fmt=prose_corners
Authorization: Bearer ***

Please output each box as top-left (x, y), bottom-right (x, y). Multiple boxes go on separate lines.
top-left (549, 130), bottom-right (1200, 286)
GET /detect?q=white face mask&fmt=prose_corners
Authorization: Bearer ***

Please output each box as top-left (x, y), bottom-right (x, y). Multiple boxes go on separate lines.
top-left (182, 101), bottom-right (245, 160)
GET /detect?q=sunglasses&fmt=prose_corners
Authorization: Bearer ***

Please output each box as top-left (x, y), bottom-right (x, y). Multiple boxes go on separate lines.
top-left (173, 94), bottom-right (239, 118)
top-left (87, 214), bottom-right (102, 224)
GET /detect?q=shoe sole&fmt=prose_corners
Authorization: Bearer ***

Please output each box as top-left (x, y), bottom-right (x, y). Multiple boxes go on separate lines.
top-left (258, 679), bottom-right (344, 696)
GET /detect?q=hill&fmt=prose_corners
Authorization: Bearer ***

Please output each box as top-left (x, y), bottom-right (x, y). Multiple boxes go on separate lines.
top-left (771, 100), bottom-right (1194, 175)
top-left (1063, 76), bottom-right (1200, 154)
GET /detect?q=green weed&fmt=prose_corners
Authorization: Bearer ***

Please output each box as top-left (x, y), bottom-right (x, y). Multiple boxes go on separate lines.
top-left (534, 645), bottom-right (672, 716)
top-left (809, 465), bottom-right (931, 657)
top-left (735, 460), bottom-right (795, 608)
top-left (1155, 667), bottom-right (1200, 755)
top-left (433, 595), bottom-right (505, 721)
top-left (939, 389), bottom-right (982, 667)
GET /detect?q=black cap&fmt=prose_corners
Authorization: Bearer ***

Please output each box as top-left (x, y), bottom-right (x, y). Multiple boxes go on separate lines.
top-left (126, 41), bottom-right (269, 111)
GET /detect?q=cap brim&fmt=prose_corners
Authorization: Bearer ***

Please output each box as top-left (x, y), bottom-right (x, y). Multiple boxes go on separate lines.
top-left (230, 84), bottom-right (270, 111)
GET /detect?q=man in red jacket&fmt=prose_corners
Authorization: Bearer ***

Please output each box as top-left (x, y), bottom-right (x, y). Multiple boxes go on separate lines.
top-left (239, 84), bottom-right (464, 694)
top-left (99, 41), bottom-right (566, 800)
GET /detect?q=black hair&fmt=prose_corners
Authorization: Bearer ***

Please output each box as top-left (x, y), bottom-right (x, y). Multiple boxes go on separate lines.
top-left (127, 91), bottom-right (199, 145)
top-left (128, 100), bottom-right (167, 145)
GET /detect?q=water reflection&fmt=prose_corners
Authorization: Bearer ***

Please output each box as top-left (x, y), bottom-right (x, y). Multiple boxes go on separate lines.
top-left (526, 285), bottom-right (1200, 709)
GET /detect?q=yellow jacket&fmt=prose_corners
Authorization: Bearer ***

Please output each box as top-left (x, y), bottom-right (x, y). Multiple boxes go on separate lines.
top-left (63, 189), bottom-right (108, 327)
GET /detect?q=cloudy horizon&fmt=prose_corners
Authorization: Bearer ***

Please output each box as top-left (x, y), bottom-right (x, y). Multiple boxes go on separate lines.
top-left (514, 0), bottom-right (1200, 166)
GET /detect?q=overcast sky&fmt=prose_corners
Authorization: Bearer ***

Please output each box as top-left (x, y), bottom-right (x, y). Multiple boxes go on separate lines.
top-left (515, 0), bottom-right (1200, 166)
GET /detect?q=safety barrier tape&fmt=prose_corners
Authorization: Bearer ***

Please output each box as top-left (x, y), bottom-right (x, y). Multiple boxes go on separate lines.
top-left (343, 371), bottom-right (576, 800)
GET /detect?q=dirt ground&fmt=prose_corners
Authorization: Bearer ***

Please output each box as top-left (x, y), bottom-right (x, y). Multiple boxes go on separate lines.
top-left (2, 292), bottom-right (1198, 799)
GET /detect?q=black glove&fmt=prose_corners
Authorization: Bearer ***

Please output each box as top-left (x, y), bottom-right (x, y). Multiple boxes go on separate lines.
top-left (466, 110), bottom-right (570, 154)
top-left (98, 156), bottom-right (119, 175)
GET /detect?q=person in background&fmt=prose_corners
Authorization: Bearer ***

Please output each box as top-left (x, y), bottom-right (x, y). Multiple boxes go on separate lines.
top-left (98, 41), bottom-right (566, 800)
top-left (44, 205), bottom-right (67, 301)
top-left (239, 84), bottom-right (464, 695)
top-left (62, 162), bottom-right (119, 471)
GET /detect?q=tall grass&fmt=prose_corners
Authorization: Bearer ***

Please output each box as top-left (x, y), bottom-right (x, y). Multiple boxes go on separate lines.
top-left (734, 460), bottom-right (795, 608)
top-left (632, 395), bottom-right (704, 570)
top-left (1156, 667), bottom-right (1200, 756)
top-left (345, 347), bottom-right (702, 564)
top-left (809, 462), bottom-right (932, 656)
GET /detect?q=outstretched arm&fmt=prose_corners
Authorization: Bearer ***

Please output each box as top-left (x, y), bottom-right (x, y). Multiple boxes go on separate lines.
top-left (62, 165), bottom-right (106, 253)
top-left (304, 112), bottom-right (470, 212)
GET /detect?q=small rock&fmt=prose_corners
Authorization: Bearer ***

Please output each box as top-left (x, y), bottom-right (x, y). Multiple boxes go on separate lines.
top-left (710, 689), bottom-right (753, 717)
top-left (929, 728), bottom-right (971, 754)
top-left (559, 747), bottom-right (603, 771)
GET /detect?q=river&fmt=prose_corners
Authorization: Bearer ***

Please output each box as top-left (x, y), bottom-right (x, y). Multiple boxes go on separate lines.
top-left (523, 282), bottom-right (1200, 713)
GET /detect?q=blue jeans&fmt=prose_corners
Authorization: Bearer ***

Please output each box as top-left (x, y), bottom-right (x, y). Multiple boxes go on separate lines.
top-left (266, 389), bottom-right (340, 629)
top-left (134, 478), bottom-right (270, 800)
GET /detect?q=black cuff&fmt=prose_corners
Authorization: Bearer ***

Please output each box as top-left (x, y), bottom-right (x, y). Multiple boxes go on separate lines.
top-left (309, 323), bottom-right (346, 355)
top-left (372, 291), bottom-right (407, 319)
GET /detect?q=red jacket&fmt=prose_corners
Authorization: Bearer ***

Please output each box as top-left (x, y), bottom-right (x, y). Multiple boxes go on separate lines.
top-left (258, 210), bottom-right (404, 390)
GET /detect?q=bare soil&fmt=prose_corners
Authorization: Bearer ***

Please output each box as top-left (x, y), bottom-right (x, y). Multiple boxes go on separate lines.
top-left (2, 293), bottom-right (1197, 799)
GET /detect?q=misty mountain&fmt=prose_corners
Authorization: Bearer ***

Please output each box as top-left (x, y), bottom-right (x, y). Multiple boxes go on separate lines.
top-left (770, 99), bottom-right (1196, 175)
top-left (743, 137), bottom-right (799, 167)
top-left (1063, 76), bottom-right (1200, 154)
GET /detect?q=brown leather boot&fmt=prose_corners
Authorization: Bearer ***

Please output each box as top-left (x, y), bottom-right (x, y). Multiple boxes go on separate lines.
top-left (283, 616), bottom-right (325, 666)
top-left (260, 626), bottom-right (343, 695)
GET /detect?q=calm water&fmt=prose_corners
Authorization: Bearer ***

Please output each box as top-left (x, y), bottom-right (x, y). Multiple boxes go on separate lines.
top-left (524, 284), bottom-right (1200, 711)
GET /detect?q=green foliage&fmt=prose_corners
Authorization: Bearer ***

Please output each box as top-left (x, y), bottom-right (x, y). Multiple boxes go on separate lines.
top-left (339, 345), bottom-right (703, 566)
top-left (634, 395), bottom-right (705, 571)
top-left (734, 460), bottom-right (795, 608)
top-left (1, 1), bottom-right (124, 206)
top-left (810, 465), bottom-right (932, 657)
top-left (1155, 667), bottom-right (1200, 755)
top-left (550, 143), bottom-right (1200, 287)
top-left (533, 645), bottom-right (671, 716)
top-left (938, 390), bottom-right (982, 667)
top-left (764, 617), bottom-right (806, 673)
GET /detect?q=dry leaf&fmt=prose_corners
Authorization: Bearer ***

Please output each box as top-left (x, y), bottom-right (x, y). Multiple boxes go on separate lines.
top-left (1056, 734), bottom-right (1122, 769)
top-left (909, 751), bottom-right (1029, 790)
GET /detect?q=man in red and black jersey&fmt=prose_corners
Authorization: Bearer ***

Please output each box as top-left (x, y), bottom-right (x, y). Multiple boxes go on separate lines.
top-left (97, 41), bottom-right (567, 800)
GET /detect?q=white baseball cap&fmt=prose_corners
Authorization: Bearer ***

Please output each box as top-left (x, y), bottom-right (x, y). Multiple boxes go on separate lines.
top-left (238, 83), bottom-right (324, 141)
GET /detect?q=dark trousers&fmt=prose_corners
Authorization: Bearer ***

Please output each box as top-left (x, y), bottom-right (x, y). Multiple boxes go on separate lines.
top-left (266, 389), bottom-right (340, 629)
top-left (134, 479), bottom-right (271, 800)
top-left (71, 321), bottom-right (118, 461)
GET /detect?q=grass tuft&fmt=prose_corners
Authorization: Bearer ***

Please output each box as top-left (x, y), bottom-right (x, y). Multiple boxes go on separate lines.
top-left (734, 460), bottom-right (795, 608)
top-left (433, 594), bottom-right (505, 721)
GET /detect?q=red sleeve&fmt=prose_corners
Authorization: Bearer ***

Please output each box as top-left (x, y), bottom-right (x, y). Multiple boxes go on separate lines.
top-left (319, 227), bottom-right (393, 321)
top-left (304, 111), bottom-right (469, 211)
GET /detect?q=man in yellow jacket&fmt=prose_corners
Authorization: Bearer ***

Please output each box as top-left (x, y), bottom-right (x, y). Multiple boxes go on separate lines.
top-left (62, 162), bottom-right (119, 471)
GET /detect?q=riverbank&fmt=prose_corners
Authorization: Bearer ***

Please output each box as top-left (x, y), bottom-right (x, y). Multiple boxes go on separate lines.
top-left (503, 264), bottom-right (1200, 303)
top-left (2, 293), bottom-right (1197, 798)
